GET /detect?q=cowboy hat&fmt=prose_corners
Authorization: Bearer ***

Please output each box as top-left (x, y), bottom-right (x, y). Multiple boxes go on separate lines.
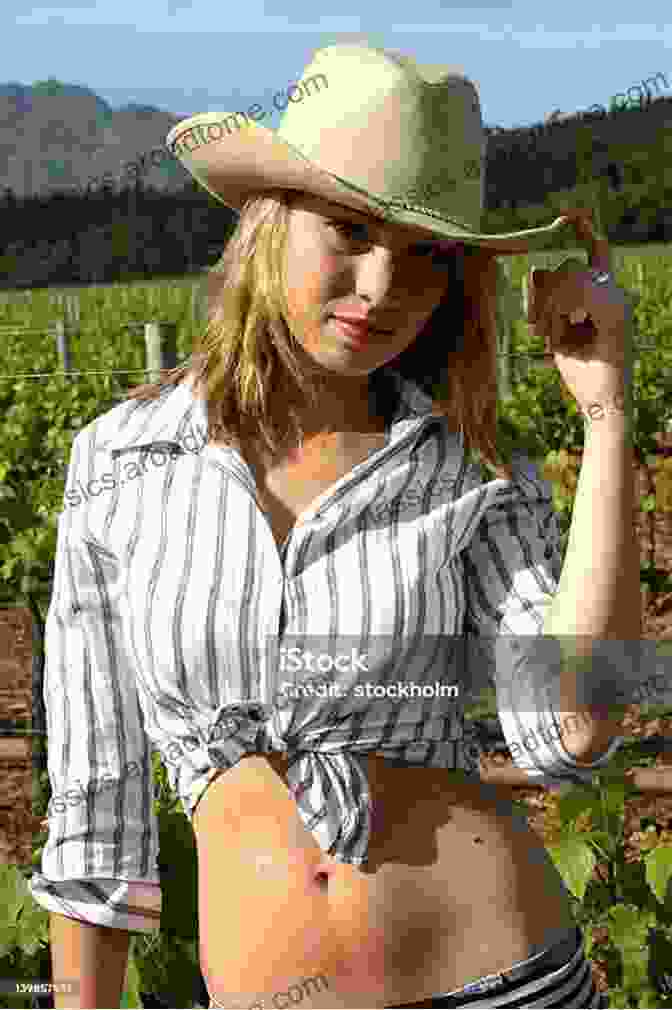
top-left (165, 42), bottom-right (577, 254)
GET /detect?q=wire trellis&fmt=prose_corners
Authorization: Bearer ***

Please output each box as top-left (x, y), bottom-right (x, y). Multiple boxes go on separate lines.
top-left (0, 347), bottom-right (663, 384)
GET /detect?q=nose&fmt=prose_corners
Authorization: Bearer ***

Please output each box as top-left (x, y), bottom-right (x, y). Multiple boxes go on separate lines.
top-left (352, 246), bottom-right (407, 308)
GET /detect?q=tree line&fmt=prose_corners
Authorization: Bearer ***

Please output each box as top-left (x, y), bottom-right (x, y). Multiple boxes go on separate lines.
top-left (1, 93), bottom-right (671, 289)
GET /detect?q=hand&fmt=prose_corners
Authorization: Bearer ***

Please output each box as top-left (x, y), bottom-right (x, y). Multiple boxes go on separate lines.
top-left (526, 211), bottom-right (634, 419)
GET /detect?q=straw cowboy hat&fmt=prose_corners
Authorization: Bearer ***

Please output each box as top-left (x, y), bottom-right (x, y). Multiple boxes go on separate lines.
top-left (165, 42), bottom-right (578, 254)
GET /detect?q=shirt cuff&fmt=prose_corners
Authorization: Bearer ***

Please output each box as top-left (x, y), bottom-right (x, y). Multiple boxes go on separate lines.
top-left (27, 875), bottom-right (162, 932)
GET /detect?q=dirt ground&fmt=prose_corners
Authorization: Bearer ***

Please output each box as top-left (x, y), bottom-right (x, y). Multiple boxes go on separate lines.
top-left (0, 605), bottom-right (36, 867)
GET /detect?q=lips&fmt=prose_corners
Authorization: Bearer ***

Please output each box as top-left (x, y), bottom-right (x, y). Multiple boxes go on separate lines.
top-left (330, 315), bottom-right (393, 339)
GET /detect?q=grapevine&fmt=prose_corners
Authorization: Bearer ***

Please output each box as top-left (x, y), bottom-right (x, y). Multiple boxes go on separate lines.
top-left (0, 243), bottom-right (670, 1008)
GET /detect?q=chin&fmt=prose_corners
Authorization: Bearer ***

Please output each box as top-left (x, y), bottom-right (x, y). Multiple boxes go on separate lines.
top-left (305, 349), bottom-right (377, 377)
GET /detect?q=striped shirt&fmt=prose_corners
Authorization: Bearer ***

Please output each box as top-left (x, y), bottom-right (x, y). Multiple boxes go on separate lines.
top-left (29, 366), bottom-right (624, 932)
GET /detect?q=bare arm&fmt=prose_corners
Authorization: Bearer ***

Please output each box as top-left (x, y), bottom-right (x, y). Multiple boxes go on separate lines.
top-left (50, 912), bottom-right (131, 1009)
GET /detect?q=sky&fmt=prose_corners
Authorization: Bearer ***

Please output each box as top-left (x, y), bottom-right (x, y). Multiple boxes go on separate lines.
top-left (2, 3), bottom-right (671, 134)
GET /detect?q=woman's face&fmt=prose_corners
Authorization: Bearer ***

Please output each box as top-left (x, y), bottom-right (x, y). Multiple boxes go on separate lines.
top-left (282, 193), bottom-right (461, 381)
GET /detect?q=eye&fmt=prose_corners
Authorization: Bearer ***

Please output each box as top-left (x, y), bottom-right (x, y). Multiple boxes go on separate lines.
top-left (410, 242), bottom-right (456, 266)
top-left (327, 220), bottom-right (372, 242)
top-left (326, 222), bottom-right (457, 266)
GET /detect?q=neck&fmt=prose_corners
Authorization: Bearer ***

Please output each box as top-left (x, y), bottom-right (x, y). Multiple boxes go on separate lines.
top-left (296, 374), bottom-right (384, 438)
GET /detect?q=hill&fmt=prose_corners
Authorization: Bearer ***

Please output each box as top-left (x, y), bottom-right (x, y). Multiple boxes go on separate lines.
top-left (0, 77), bottom-right (190, 198)
top-left (1, 74), bottom-right (671, 207)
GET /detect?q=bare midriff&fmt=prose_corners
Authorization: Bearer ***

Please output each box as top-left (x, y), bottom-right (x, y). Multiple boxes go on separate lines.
top-left (192, 752), bottom-right (576, 1009)
top-left (195, 427), bottom-right (576, 1008)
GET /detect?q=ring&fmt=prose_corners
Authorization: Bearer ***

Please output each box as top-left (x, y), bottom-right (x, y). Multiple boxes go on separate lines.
top-left (590, 270), bottom-right (612, 286)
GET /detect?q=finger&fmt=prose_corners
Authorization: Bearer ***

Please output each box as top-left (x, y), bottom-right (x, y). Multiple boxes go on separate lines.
top-left (535, 305), bottom-right (554, 339)
top-left (551, 311), bottom-right (566, 348)
top-left (555, 257), bottom-right (585, 272)
top-left (558, 210), bottom-right (611, 275)
top-left (538, 312), bottom-right (558, 355)
top-left (542, 259), bottom-right (589, 317)
top-left (528, 267), bottom-right (552, 321)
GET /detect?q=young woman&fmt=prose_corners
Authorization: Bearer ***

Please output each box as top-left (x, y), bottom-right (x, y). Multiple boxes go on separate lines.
top-left (36, 42), bottom-right (639, 1010)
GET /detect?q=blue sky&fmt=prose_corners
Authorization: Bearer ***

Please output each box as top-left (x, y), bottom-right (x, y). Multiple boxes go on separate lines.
top-left (3, 2), bottom-right (671, 132)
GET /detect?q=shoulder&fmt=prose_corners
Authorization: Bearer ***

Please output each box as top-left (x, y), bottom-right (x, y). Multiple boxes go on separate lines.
top-left (72, 376), bottom-right (204, 462)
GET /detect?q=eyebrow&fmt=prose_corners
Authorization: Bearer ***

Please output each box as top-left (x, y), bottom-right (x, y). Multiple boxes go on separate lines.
top-left (320, 204), bottom-right (458, 249)
top-left (319, 201), bottom-right (379, 224)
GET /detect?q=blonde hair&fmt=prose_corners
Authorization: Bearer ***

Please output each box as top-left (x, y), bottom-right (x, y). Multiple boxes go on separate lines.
top-left (125, 190), bottom-right (514, 480)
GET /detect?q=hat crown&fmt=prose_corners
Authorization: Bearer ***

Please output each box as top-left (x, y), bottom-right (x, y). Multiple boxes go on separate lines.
top-left (165, 41), bottom-right (574, 253)
top-left (275, 44), bottom-right (486, 228)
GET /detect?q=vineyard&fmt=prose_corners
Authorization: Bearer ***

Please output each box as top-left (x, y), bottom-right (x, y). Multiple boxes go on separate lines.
top-left (0, 239), bottom-right (671, 1008)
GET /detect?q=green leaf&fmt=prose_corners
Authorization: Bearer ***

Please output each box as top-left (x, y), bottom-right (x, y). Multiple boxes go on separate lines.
top-left (0, 866), bottom-right (50, 963)
top-left (621, 946), bottom-right (651, 993)
top-left (547, 836), bottom-right (596, 899)
top-left (644, 845), bottom-right (672, 903)
top-left (156, 807), bottom-right (199, 940)
top-left (601, 780), bottom-right (628, 821)
top-left (637, 987), bottom-right (663, 1007)
top-left (0, 866), bottom-right (30, 925)
top-left (557, 785), bottom-right (601, 828)
top-left (120, 941), bottom-right (144, 1008)
top-left (608, 903), bottom-right (656, 952)
top-left (584, 830), bottom-right (614, 860)
top-left (3, 256), bottom-right (670, 1009)
top-left (606, 985), bottom-right (632, 1008)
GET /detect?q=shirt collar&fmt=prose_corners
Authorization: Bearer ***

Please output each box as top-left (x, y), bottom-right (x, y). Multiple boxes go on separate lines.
top-left (384, 366), bottom-right (435, 423)
top-left (107, 365), bottom-right (436, 456)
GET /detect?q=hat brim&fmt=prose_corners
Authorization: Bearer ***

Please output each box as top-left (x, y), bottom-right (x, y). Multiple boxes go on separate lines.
top-left (166, 113), bottom-right (578, 255)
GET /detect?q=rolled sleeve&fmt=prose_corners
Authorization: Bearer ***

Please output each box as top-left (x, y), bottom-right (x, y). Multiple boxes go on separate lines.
top-left (462, 456), bottom-right (625, 787)
top-left (27, 876), bottom-right (162, 932)
top-left (27, 431), bottom-right (162, 932)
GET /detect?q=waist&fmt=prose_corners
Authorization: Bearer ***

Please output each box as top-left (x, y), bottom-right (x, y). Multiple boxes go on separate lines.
top-left (260, 748), bottom-right (576, 1001)
top-left (264, 749), bottom-right (491, 806)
